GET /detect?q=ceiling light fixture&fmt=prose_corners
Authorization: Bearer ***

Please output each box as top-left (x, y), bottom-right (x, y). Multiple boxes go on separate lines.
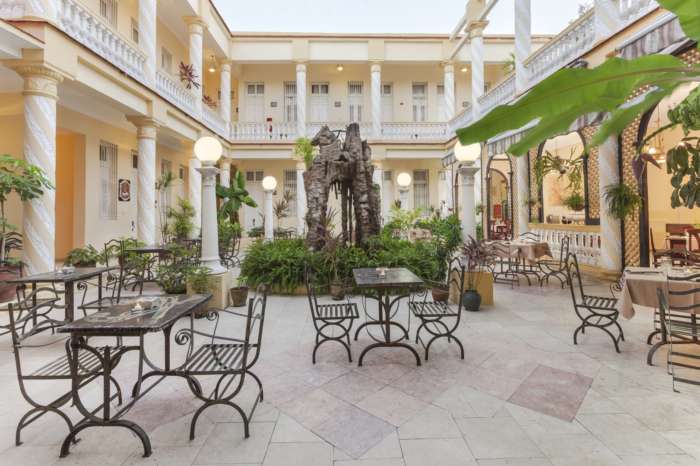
top-left (336, 64), bottom-right (344, 72)
top-left (460, 65), bottom-right (468, 73)
top-left (208, 56), bottom-right (216, 73)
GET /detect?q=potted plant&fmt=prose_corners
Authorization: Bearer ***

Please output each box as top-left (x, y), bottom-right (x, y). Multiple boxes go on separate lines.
top-left (167, 197), bottom-right (196, 243)
top-left (0, 155), bottom-right (53, 264)
top-left (179, 62), bottom-right (200, 90)
top-left (603, 183), bottom-right (642, 220)
top-left (460, 235), bottom-right (494, 312)
top-left (229, 277), bottom-right (249, 307)
top-left (65, 245), bottom-right (101, 267)
top-left (563, 192), bottom-right (585, 212)
top-left (156, 171), bottom-right (174, 244)
top-left (323, 235), bottom-right (346, 300)
top-left (186, 265), bottom-right (213, 317)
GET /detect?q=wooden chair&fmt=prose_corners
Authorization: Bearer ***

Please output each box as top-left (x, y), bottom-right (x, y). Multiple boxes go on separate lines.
top-left (565, 253), bottom-right (624, 352)
top-left (408, 257), bottom-right (466, 360)
top-left (178, 285), bottom-right (267, 439)
top-left (304, 266), bottom-right (359, 363)
top-left (650, 228), bottom-right (686, 267)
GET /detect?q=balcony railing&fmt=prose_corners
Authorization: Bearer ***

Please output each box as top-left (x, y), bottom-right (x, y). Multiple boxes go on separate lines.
top-left (478, 74), bottom-right (516, 115)
top-left (305, 121), bottom-right (373, 138)
top-left (448, 104), bottom-right (474, 135)
top-left (617, 0), bottom-right (657, 22)
top-left (56, 0), bottom-right (146, 83)
top-left (380, 122), bottom-right (448, 141)
top-left (203, 106), bottom-right (228, 138)
top-left (231, 122), bottom-right (297, 141)
top-left (530, 225), bottom-right (601, 267)
top-left (524, 9), bottom-right (596, 87)
top-left (156, 71), bottom-right (197, 116)
top-left (0, 1), bottom-right (24, 18)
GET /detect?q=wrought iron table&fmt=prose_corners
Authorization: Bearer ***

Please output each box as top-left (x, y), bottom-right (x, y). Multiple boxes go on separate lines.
top-left (8, 267), bottom-right (117, 323)
top-left (352, 267), bottom-right (423, 366)
top-left (57, 293), bottom-right (211, 458)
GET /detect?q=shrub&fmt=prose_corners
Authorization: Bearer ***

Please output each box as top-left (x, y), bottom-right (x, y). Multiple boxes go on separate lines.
top-left (240, 238), bottom-right (321, 293)
top-left (65, 245), bottom-right (102, 266)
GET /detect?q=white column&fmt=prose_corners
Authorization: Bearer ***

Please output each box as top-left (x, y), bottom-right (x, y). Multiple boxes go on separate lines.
top-left (219, 160), bottom-right (231, 188)
top-left (594, 0), bottom-right (623, 40)
top-left (443, 63), bottom-right (456, 120)
top-left (371, 62), bottom-right (382, 138)
top-left (264, 190), bottom-right (274, 240)
top-left (514, 0), bottom-right (531, 93)
top-left (14, 65), bottom-right (63, 274)
top-left (296, 63), bottom-right (307, 137)
top-left (599, 136), bottom-right (622, 272)
top-left (516, 155), bottom-right (530, 236)
top-left (372, 163), bottom-right (383, 221)
top-left (219, 60), bottom-right (232, 124)
top-left (197, 162), bottom-right (225, 273)
top-left (468, 21), bottom-right (488, 119)
top-left (189, 157), bottom-right (202, 237)
top-left (139, 0), bottom-right (157, 85)
top-left (296, 162), bottom-right (307, 236)
top-left (460, 163), bottom-right (480, 240)
top-left (127, 116), bottom-right (158, 245)
top-left (185, 17), bottom-right (205, 116)
top-left (445, 165), bottom-right (454, 213)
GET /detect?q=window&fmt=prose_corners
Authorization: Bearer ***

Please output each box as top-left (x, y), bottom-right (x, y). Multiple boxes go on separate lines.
top-left (348, 81), bottom-right (363, 122)
top-left (179, 165), bottom-right (185, 179)
top-left (99, 141), bottom-right (118, 220)
top-left (131, 18), bottom-right (139, 44)
top-left (437, 84), bottom-right (447, 121)
top-left (381, 83), bottom-right (393, 121)
top-left (99, 0), bottom-right (118, 27)
top-left (245, 170), bottom-right (264, 183)
top-left (284, 169), bottom-right (297, 216)
top-left (310, 83), bottom-right (329, 121)
top-left (413, 169), bottom-right (429, 210)
top-left (131, 151), bottom-right (138, 169)
top-left (284, 82), bottom-right (297, 123)
top-left (245, 83), bottom-right (265, 122)
top-left (383, 170), bottom-right (393, 181)
top-left (160, 47), bottom-right (172, 74)
top-left (412, 83), bottom-right (427, 122)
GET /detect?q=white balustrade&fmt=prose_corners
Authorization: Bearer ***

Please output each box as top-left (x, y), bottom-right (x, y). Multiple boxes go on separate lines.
top-left (156, 70), bottom-right (197, 115)
top-left (478, 74), bottom-right (516, 116)
top-left (530, 226), bottom-right (601, 267)
top-left (56, 0), bottom-right (146, 82)
top-left (617, 0), bottom-right (656, 23)
top-left (203, 105), bottom-right (228, 138)
top-left (524, 9), bottom-right (596, 87)
top-left (231, 122), bottom-right (297, 141)
top-left (380, 122), bottom-right (448, 141)
top-left (448, 105), bottom-right (474, 134)
top-left (305, 121), bottom-right (373, 138)
top-left (0, 0), bottom-right (24, 18)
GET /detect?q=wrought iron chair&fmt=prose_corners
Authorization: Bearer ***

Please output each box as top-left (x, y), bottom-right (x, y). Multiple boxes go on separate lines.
top-left (650, 227), bottom-right (686, 267)
top-left (78, 239), bottom-right (144, 313)
top-left (537, 235), bottom-right (571, 288)
top-left (518, 231), bottom-right (540, 243)
top-left (565, 252), bottom-right (624, 352)
top-left (304, 266), bottom-right (359, 363)
top-left (656, 283), bottom-right (700, 392)
top-left (408, 257), bottom-right (466, 360)
top-left (487, 241), bottom-right (519, 287)
top-left (177, 284), bottom-right (267, 440)
top-left (220, 235), bottom-right (241, 269)
top-left (8, 284), bottom-right (122, 446)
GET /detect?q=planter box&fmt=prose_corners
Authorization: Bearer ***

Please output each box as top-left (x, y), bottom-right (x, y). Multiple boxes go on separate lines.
top-left (449, 271), bottom-right (493, 306)
top-left (187, 269), bottom-right (234, 310)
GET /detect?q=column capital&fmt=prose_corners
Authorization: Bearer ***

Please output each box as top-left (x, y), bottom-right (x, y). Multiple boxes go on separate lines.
top-left (373, 162), bottom-right (383, 171)
top-left (467, 20), bottom-right (489, 38)
top-left (11, 62), bottom-right (65, 99)
top-left (459, 163), bottom-right (480, 185)
top-left (442, 62), bottom-right (455, 73)
top-left (218, 59), bottom-right (233, 70)
top-left (184, 16), bottom-right (207, 34)
top-left (370, 62), bottom-right (382, 73)
top-left (296, 161), bottom-right (306, 171)
top-left (296, 62), bottom-right (307, 72)
top-left (126, 116), bottom-right (160, 138)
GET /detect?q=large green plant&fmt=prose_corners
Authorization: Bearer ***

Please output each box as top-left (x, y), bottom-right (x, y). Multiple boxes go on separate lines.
top-left (294, 137), bottom-right (316, 169)
top-left (216, 170), bottom-right (257, 224)
top-left (0, 155), bottom-right (53, 262)
top-left (456, 0), bottom-right (700, 207)
top-left (167, 197), bottom-right (196, 241)
top-left (604, 183), bottom-right (642, 219)
top-left (156, 171), bottom-right (174, 244)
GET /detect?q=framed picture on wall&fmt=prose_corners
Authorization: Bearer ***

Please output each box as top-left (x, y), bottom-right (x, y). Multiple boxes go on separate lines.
top-left (118, 179), bottom-right (131, 202)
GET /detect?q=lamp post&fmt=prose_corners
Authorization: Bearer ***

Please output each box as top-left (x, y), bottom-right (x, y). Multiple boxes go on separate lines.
top-left (194, 136), bottom-right (225, 273)
top-left (262, 176), bottom-right (277, 240)
top-left (454, 143), bottom-right (482, 240)
top-left (397, 172), bottom-right (411, 211)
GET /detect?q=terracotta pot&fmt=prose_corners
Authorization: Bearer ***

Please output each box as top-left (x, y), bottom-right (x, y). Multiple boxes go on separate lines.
top-left (229, 286), bottom-right (249, 307)
top-left (432, 286), bottom-right (449, 302)
top-left (0, 264), bottom-right (20, 302)
top-left (329, 281), bottom-right (345, 301)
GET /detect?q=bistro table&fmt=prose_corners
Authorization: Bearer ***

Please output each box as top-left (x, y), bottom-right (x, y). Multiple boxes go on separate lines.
top-left (8, 267), bottom-right (117, 323)
top-left (353, 267), bottom-right (423, 366)
top-left (491, 240), bottom-right (551, 285)
top-left (618, 267), bottom-right (700, 365)
top-left (57, 293), bottom-right (211, 458)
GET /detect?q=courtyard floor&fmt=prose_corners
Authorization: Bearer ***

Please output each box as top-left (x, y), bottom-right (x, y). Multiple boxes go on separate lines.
top-left (1, 278), bottom-right (700, 466)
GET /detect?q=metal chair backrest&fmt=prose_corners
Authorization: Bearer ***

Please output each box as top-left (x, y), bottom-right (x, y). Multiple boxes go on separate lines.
top-left (242, 284), bottom-right (267, 368)
top-left (518, 231), bottom-right (539, 243)
top-left (304, 265), bottom-right (321, 317)
top-left (447, 257), bottom-right (467, 314)
top-left (565, 252), bottom-right (585, 306)
top-left (8, 285), bottom-right (60, 349)
top-left (557, 236), bottom-right (571, 265)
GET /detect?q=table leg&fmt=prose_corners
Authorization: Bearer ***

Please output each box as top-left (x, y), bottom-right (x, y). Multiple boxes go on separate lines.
top-left (65, 281), bottom-right (74, 322)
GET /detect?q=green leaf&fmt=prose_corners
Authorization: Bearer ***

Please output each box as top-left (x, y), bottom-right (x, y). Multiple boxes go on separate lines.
top-left (457, 55), bottom-right (699, 156)
top-left (658, 0), bottom-right (700, 43)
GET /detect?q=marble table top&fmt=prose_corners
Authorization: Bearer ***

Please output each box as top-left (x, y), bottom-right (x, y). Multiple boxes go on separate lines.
top-left (353, 267), bottom-right (424, 289)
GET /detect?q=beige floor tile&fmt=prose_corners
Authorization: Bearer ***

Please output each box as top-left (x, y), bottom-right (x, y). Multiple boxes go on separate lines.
top-left (322, 371), bottom-right (385, 404)
top-left (262, 442), bottom-right (332, 466)
top-left (271, 414), bottom-right (324, 443)
top-left (356, 387), bottom-right (427, 427)
top-left (457, 418), bottom-right (544, 460)
top-left (193, 422), bottom-right (275, 464)
top-left (400, 438), bottom-right (476, 466)
top-left (335, 459), bottom-right (405, 466)
top-left (398, 405), bottom-right (461, 439)
top-left (360, 431), bottom-right (403, 460)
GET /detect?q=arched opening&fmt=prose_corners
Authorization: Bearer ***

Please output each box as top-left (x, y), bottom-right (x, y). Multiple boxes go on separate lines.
top-left (485, 153), bottom-right (513, 239)
top-left (638, 82), bottom-right (700, 266)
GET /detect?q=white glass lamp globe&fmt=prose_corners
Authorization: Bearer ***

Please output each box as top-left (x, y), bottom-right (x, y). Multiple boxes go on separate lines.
top-left (397, 172), bottom-right (412, 188)
top-left (455, 142), bottom-right (481, 162)
top-left (262, 175), bottom-right (277, 192)
top-left (194, 136), bottom-right (222, 164)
